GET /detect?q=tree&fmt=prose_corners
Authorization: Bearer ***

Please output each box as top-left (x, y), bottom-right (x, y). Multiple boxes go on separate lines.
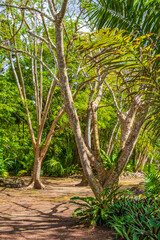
top-left (0, 2), bottom-right (68, 188)
top-left (0, 1), bottom-right (158, 200)
top-left (54, 5), bottom-right (158, 200)
top-left (0, 0), bottom-right (94, 188)
top-left (84, 0), bottom-right (160, 35)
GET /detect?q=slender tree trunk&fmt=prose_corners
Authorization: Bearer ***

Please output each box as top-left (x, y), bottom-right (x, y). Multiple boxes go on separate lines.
top-left (133, 148), bottom-right (137, 170)
top-left (92, 105), bottom-right (100, 157)
top-left (118, 96), bottom-right (142, 150)
top-left (85, 88), bottom-right (95, 148)
top-left (103, 109), bottom-right (148, 190)
top-left (78, 103), bottom-right (93, 186)
top-left (148, 156), bottom-right (153, 172)
top-left (107, 122), bottom-right (120, 157)
top-left (119, 109), bottom-right (137, 150)
top-left (134, 145), bottom-right (148, 172)
top-left (141, 156), bottom-right (148, 171)
top-left (107, 120), bottom-right (119, 155)
top-left (27, 148), bottom-right (45, 189)
top-left (134, 151), bottom-right (142, 172)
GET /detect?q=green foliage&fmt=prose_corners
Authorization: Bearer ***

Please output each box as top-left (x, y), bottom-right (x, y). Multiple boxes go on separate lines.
top-left (42, 158), bottom-right (65, 177)
top-left (42, 157), bottom-right (81, 177)
top-left (65, 164), bottom-right (81, 177)
top-left (144, 170), bottom-right (160, 197)
top-left (70, 186), bottom-right (130, 226)
top-left (84, 0), bottom-right (160, 39)
top-left (100, 149), bottom-right (122, 170)
top-left (71, 190), bottom-right (160, 239)
top-left (100, 149), bottom-right (113, 169)
top-left (71, 173), bottom-right (160, 239)
top-left (107, 196), bottom-right (160, 240)
top-left (0, 150), bottom-right (8, 178)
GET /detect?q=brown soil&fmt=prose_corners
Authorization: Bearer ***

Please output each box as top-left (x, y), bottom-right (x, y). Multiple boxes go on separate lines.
top-left (0, 176), bottom-right (143, 240)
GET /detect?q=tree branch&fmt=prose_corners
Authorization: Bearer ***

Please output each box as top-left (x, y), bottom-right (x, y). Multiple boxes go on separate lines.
top-left (105, 81), bottom-right (121, 114)
top-left (48, 0), bottom-right (56, 17)
top-left (58, 0), bottom-right (69, 20)
top-left (41, 14), bottom-right (56, 51)
top-left (9, 52), bottom-right (36, 149)
top-left (0, 45), bottom-right (58, 82)
top-left (0, 3), bottom-right (54, 22)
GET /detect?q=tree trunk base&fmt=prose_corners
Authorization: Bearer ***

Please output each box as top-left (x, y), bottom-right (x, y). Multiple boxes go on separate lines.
top-left (26, 180), bottom-right (45, 189)
top-left (76, 175), bottom-right (88, 186)
top-left (76, 180), bottom-right (88, 186)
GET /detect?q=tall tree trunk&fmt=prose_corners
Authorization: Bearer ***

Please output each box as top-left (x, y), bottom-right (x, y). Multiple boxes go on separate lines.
top-left (141, 156), bottom-right (148, 172)
top-left (134, 145), bottom-right (148, 172)
top-left (119, 101), bottom-right (140, 150)
top-left (78, 101), bottom-right (93, 186)
top-left (54, 8), bottom-right (148, 200)
top-left (92, 105), bottom-right (100, 157)
top-left (55, 17), bottom-right (103, 201)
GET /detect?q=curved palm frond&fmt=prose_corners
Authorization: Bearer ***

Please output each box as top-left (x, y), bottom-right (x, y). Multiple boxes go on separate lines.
top-left (85, 0), bottom-right (159, 35)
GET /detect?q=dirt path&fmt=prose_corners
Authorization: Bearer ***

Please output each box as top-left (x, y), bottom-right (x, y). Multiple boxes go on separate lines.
top-left (0, 177), bottom-right (143, 240)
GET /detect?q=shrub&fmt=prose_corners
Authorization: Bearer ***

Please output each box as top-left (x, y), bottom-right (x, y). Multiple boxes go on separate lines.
top-left (144, 170), bottom-right (160, 197)
top-left (71, 187), bottom-right (160, 239)
top-left (42, 158), bottom-right (64, 177)
top-left (70, 187), bottom-right (130, 226)
top-left (107, 196), bottom-right (160, 240)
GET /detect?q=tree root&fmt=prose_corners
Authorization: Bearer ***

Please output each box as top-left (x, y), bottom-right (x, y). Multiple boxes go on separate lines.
top-left (26, 180), bottom-right (45, 190)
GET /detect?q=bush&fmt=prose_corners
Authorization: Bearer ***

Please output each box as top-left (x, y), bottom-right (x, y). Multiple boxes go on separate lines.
top-left (71, 187), bottom-right (160, 239)
top-left (70, 187), bottom-right (130, 226)
top-left (107, 196), bottom-right (160, 240)
top-left (42, 158), bottom-right (65, 177)
top-left (144, 170), bottom-right (160, 197)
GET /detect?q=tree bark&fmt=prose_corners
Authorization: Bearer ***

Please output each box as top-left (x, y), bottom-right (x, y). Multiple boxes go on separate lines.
top-left (103, 108), bottom-right (148, 190)
top-left (119, 98), bottom-right (141, 150)
top-left (27, 151), bottom-right (45, 189)
top-left (55, 16), bottom-right (103, 201)
top-left (107, 121), bottom-right (120, 156)
top-left (134, 145), bottom-right (148, 172)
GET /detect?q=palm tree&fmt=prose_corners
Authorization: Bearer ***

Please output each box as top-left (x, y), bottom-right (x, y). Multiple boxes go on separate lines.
top-left (84, 0), bottom-right (159, 52)
top-left (85, 0), bottom-right (159, 33)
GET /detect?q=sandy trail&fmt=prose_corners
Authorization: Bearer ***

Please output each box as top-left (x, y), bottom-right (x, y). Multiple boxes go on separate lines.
top-left (0, 177), bottom-right (143, 240)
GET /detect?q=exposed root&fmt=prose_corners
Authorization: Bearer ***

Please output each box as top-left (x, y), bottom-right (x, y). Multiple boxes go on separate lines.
top-left (26, 180), bottom-right (45, 190)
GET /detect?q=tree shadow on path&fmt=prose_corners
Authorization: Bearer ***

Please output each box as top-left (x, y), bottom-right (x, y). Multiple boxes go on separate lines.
top-left (0, 198), bottom-right (114, 240)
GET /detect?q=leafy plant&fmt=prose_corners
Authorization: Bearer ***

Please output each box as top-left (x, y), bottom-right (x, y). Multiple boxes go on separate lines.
top-left (100, 149), bottom-right (122, 170)
top-left (144, 170), bottom-right (160, 197)
top-left (42, 158), bottom-right (65, 177)
top-left (100, 149), bottom-right (114, 169)
top-left (0, 149), bottom-right (9, 178)
top-left (107, 196), bottom-right (160, 240)
top-left (65, 164), bottom-right (81, 177)
top-left (70, 186), bottom-right (130, 226)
